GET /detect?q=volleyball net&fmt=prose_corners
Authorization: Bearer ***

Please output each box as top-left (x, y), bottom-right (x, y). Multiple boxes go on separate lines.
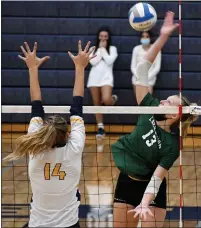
top-left (1, 105), bottom-right (201, 228)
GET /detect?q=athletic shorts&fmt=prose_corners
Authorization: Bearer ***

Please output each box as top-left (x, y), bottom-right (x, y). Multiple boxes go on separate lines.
top-left (65, 221), bottom-right (80, 228)
top-left (114, 172), bottom-right (166, 209)
top-left (23, 221), bottom-right (80, 228)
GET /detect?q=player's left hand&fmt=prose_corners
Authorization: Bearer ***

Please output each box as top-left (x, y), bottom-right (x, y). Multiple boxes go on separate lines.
top-left (128, 204), bottom-right (154, 220)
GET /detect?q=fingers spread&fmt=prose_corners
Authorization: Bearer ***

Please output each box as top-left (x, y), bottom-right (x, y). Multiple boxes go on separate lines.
top-left (89, 54), bottom-right (97, 61)
top-left (88, 46), bottom-right (96, 56)
top-left (68, 51), bottom-right (74, 59)
top-left (142, 212), bottom-right (147, 221)
top-left (127, 209), bottom-right (134, 214)
top-left (41, 56), bottom-right (50, 63)
top-left (84, 41), bottom-right (91, 53)
top-left (78, 40), bottom-right (82, 53)
top-left (174, 23), bottom-right (179, 30)
top-left (33, 42), bottom-right (37, 54)
top-left (133, 211), bottom-right (140, 218)
top-left (166, 11), bottom-right (174, 25)
top-left (147, 209), bottom-right (154, 217)
top-left (18, 55), bottom-right (26, 61)
top-left (24, 42), bottom-right (31, 53)
top-left (20, 46), bottom-right (27, 57)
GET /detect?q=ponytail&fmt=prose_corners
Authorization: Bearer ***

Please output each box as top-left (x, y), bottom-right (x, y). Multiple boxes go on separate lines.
top-left (3, 124), bottom-right (57, 163)
top-left (181, 99), bottom-right (198, 137)
top-left (182, 112), bottom-right (198, 137)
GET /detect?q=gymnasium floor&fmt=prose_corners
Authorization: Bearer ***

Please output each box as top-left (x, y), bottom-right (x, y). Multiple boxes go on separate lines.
top-left (2, 129), bottom-right (201, 228)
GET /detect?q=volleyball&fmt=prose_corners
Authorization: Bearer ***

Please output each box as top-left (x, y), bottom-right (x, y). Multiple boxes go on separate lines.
top-left (128, 2), bottom-right (157, 31)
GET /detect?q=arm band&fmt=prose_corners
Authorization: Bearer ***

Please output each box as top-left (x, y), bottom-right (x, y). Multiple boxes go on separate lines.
top-left (135, 60), bottom-right (152, 87)
top-left (31, 100), bottom-right (44, 119)
top-left (70, 96), bottom-right (83, 117)
top-left (144, 175), bottom-right (162, 198)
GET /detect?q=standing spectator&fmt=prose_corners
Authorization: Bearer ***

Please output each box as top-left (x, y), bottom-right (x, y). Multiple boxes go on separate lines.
top-left (131, 31), bottom-right (161, 94)
top-left (87, 27), bottom-right (118, 139)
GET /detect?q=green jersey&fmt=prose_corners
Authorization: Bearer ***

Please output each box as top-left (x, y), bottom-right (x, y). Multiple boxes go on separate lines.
top-left (112, 93), bottom-right (179, 179)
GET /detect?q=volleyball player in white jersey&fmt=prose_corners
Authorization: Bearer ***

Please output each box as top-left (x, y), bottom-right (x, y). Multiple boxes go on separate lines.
top-left (4, 41), bottom-right (95, 227)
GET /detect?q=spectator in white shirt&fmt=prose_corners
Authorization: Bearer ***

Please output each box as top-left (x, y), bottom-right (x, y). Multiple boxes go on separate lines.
top-left (87, 27), bottom-right (118, 138)
top-left (131, 31), bottom-right (161, 95)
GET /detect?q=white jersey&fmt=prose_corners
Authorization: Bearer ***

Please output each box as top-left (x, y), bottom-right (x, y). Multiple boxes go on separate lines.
top-left (28, 115), bottom-right (85, 227)
top-left (87, 46), bottom-right (118, 88)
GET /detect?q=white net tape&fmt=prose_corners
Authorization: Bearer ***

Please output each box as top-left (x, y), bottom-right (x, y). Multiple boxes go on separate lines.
top-left (2, 105), bottom-right (201, 115)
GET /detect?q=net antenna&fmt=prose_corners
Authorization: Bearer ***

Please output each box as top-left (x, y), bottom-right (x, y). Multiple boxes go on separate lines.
top-left (179, 1), bottom-right (183, 226)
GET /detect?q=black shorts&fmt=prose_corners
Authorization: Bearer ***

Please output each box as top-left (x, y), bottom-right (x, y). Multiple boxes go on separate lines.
top-left (65, 221), bottom-right (80, 228)
top-left (23, 221), bottom-right (80, 228)
top-left (114, 172), bottom-right (166, 209)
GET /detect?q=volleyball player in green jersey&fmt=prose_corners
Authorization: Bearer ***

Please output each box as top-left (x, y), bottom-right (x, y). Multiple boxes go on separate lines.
top-left (112, 12), bottom-right (198, 227)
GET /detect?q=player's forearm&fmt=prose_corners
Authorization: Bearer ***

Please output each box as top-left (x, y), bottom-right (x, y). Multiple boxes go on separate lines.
top-left (144, 34), bottom-right (168, 63)
top-left (141, 192), bottom-right (155, 207)
top-left (29, 67), bottom-right (42, 101)
top-left (73, 66), bottom-right (85, 97)
top-left (141, 167), bottom-right (165, 206)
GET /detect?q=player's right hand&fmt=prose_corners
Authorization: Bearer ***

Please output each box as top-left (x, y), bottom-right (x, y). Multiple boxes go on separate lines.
top-left (68, 40), bottom-right (96, 68)
top-left (128, 204), bottom-right (154, 220)
top-left (160, 11), bottom-right (179, 37)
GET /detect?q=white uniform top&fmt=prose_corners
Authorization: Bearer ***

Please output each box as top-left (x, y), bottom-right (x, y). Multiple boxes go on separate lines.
top-left (131, 45), bottom-right (161, 86)
top-left (28, 115), bottom-right (85, 227)
top-left (87, 46), bottom-right (118, 88)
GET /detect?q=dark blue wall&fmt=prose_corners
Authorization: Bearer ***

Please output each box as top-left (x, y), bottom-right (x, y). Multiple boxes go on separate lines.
top-left (2, 1), bottom-right (201, 125)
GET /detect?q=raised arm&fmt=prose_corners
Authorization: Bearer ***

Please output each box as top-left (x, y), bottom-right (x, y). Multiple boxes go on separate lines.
top-left (135, 11), bottom-right (179, 105)
top-left (19, 42), bottom-right (49, 102)
top-left (18, 42), bottom-right (50, 133)
top-left (100, 46), bottom-right (118, 65)
top-left (68, 41), bottom-right (96, 153)
top-left (68, 41), bottom-right (95, 97)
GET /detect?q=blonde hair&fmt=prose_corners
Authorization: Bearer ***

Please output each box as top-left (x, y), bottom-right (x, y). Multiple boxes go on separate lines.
top-left (3, 115), bottom-right (67, 163)
top-left (181, 96), bottom-right (198, 137)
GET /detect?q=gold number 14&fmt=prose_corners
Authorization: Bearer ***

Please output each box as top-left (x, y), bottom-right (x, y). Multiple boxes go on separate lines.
top-left (44, 163), bottom-right (66, 180)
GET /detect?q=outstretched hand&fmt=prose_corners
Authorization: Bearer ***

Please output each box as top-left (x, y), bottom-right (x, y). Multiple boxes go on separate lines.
top-left (128, 204), bottom-right (154, 221)
top-left (68, 40), bottom-right (96, 68)
top-left (160, 11), bottom-right (179, 37)
top-left (18, 42), bottom-right (50, 69)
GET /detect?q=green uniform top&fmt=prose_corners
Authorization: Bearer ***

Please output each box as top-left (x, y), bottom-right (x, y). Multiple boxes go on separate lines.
top-left (112, 93), bottom-right (179, 179)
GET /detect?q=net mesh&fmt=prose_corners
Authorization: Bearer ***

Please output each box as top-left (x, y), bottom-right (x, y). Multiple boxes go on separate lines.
top-left (1, 106), bottom-right (201, 228)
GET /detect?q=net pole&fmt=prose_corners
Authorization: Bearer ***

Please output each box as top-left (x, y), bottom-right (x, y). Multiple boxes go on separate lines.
top-left (179, 1), bottom-right (183, 227)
